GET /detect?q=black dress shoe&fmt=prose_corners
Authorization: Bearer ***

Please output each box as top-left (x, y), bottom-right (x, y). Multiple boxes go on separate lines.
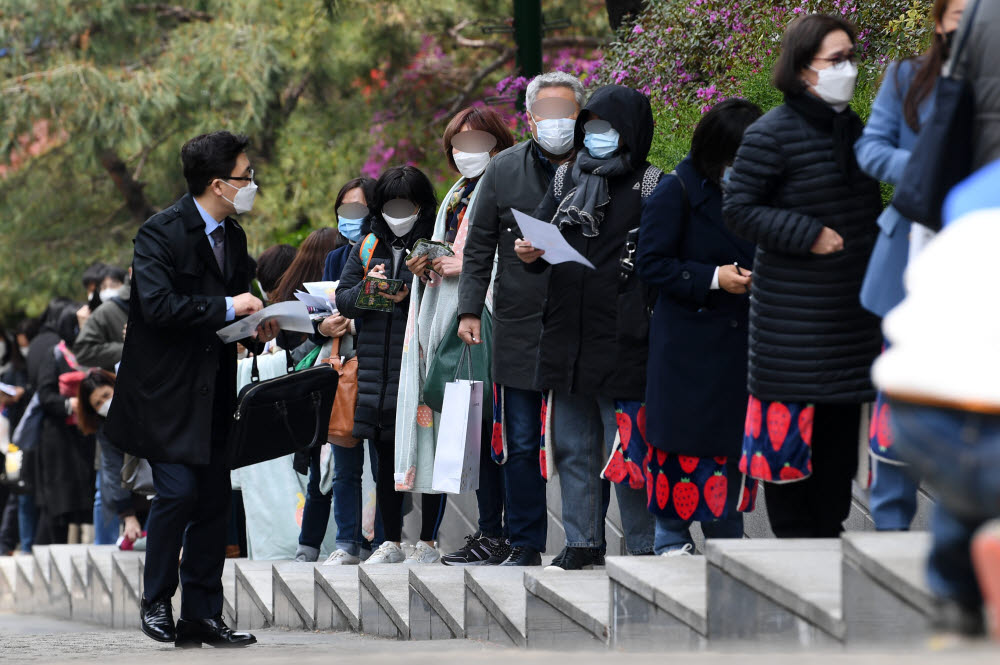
top-left (500, 545), bottom-right (542, 566)
top-left (175, 614), bottom-right (257, 648)
top-left (140, 598), bottom-right (176, 643)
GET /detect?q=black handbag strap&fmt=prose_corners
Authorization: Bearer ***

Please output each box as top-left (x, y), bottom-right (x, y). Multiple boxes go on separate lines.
top-left (250, 347), bottom-right (296, 384)
top-left (274, 392), bottom-right (323, 450)
top-left (946, 0), bottom-right (982, 78)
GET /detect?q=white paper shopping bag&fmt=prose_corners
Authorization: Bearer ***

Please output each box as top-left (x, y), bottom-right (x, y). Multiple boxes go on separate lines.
top-left (431, 378), bottom-right (482, 494)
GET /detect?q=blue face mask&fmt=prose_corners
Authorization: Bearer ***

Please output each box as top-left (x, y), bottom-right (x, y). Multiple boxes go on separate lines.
top-left (338, 216), bottom-right (365, 243)
top-left (583, 127), bottom-right (620, 159)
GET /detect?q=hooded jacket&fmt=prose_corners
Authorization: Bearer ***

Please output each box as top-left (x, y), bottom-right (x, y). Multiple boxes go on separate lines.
top-left (530, 85), bottom-right (657, 400)
top-left (335, 209), bottom-right (434, 443)
top-left (74, 282), bottom-right (130, 371)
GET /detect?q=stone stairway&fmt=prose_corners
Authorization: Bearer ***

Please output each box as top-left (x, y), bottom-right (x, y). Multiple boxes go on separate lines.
top-left (0, 532), bottom-right (952, 650)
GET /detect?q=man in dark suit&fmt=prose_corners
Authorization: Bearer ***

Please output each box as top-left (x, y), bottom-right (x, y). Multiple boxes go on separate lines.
top-left (106, 131), bottom-right (276, 648)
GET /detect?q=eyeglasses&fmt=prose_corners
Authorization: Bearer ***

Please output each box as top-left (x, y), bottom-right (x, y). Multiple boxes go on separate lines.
top-left (814, 50), bottom-right (856, 65)
top-left (225, 168), bottom-right (254, 182)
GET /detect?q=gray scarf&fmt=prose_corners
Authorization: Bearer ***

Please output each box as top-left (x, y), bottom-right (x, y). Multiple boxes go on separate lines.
top-left (553, 151), bottom-right (631, 237)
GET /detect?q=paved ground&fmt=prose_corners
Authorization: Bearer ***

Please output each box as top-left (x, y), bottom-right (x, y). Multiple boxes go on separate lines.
top-left (2, 612), bottom-right (999, 664)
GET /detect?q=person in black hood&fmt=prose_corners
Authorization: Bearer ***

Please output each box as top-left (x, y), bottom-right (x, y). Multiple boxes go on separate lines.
top-left (519, 84), bottom-right (659, 570)
top-left (335, 165), bottom-right (448, 565)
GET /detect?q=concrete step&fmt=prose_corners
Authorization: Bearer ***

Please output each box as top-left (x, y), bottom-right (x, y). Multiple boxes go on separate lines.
top-left (841, 531), bottom-right (934, 642)
top-left (606, 555), bottom-right (707, 650)
top-left (464, 567), bottom-right (527, 647)
top-left (272, 562), bottom-right (317, 629)
top-left (111, 552), bottom-right (143, 629)
top-left (706, 539), bottom-right (844, 646)
top-left (31, 545), bottom-right (52, 614)
top-left (70, 553), bottom-right (89, 622)
top-left (408, 565), bottom-right (465, 640)
top-left (235, 560), bottom-right (275, 630)
top-left (47, 545), bottom-right (78, 620)
top-left (222, 558), bottom-right (237, 627)
top-left (86, 546), bottom-right (118, 626)
top-left (523, 569), bottom-right (609, 648)
top-left (15, 552), bottom-right (34, 614)
top-left (358, 565), bottom-right (410, 639)
top-left (314, 565), bottom-right (360, 632)
top-left (0, 555), bottom-right (20, 611)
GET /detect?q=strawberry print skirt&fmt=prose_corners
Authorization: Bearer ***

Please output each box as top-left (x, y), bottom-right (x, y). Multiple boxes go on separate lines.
top-left (601, 401), bottom-right (759, 521)
top-left (739, 396), bottom-right (814, 484)
top-left (643, 448), bottom-right (759, 521)
top-left (868, 392), bottom-right (904, 465)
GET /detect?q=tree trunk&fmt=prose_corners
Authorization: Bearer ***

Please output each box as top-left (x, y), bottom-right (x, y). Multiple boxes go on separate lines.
top-left (98, 147), bottom-right (155, 222)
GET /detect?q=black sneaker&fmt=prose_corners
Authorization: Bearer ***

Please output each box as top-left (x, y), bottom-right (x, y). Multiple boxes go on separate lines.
top-left (545, 546), bottom-right (598, 571)
top-left (484, 538), bottom-right (512, 565)
top-left (931, 598), bottom-right (986, 637)
top-left (500, 545), bottom-right (542, 566)
top-left (441, 532), bottom-right (497, 566)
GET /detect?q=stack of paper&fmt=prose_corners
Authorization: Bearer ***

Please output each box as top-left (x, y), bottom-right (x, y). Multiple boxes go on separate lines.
top-left (216, 301), bottom-right (315, 344)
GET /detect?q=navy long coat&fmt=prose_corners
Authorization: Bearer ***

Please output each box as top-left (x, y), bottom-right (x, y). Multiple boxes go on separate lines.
top-left (637, 156), bottom-right (755, 458)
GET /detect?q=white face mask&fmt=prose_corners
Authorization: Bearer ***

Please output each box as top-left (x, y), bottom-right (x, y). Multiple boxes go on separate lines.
top-left (382, 211), bottom-right (418, 237)
top-left (454, 151), bottom-right (491, 179)
top-left (99, 288), bottom-right (119, 303)
top-left (808, 60), bottom-right (858, 109)
top-left (20, 345), bottom-right (30, 358)
top-left (220, 179), bottom-right (259, 214)
top-left (97, 396), bottom-right (112, 418)
top-left (533, 117), bottom-right (576, 156)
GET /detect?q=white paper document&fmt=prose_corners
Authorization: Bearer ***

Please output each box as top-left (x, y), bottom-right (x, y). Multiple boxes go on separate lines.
top-left (216, 301), bottom-right (315, 343)
top-left (511, 209), bottom-right (596, 269)
top-left (294, 290), bottom-right (335, 312)
top-left (0, 382), bottom-right (18, 397)
top-left (303, 281), bottom-right (339, 299)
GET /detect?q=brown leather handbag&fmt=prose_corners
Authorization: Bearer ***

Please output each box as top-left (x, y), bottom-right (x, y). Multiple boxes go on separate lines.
top-left (323, 335), bottom-right (360, 447)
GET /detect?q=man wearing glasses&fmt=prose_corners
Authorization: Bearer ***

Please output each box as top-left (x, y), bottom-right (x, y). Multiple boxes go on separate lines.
top-left (106, 131), bottom-right (276, 648)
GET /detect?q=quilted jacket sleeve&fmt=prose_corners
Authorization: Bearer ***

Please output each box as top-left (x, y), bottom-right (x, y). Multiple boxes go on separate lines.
top-left (723, 124), bottom-right (825, 255)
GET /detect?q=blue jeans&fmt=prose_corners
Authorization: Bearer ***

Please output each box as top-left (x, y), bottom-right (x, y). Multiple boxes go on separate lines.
top-left (551, 392), bottom-right (654, 554)
top-left (869, 458), bottom-right (919, 531)
top-left (890, 400), bottom-right (1000, 607)
top-left (299, 442), bottom-right (383, 556)
top-left (654, 462), bottom-right (744, 554)
top-left (94, 434), bottom-right (129, 545)
top-left (18, 493), bottom-right (36, 552)
top-left (502, 387), bottom-right (548, 551)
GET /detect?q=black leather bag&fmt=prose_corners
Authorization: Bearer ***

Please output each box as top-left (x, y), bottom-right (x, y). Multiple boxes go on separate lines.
top-left (225, 350), bottom-right (339, 470)
top-left (891, 0), bottom-right (982, 231)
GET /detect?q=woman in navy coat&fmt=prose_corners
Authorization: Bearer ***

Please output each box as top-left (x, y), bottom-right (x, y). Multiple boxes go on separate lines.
top-left (637, 99), bottom-right (762, 555)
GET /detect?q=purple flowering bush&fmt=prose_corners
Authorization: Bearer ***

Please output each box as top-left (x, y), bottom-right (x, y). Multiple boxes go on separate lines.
top-left (597, 0), bottom-right (934, 169)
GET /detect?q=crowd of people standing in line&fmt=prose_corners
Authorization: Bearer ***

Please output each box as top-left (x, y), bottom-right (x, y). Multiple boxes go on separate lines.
top-left (3, 0), bottom-right (1000, 641)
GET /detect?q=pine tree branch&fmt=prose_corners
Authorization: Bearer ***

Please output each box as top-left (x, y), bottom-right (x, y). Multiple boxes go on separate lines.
top-left (440, 47), bottom-right (516, 122)
top-left (131, 4), bottom-right (214, 23)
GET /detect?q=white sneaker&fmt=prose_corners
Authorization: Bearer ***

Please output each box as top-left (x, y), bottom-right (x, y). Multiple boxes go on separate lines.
top-left (363, 541), bottom-right (405, 565)
top-left (404, 541), bottom-right (441, 565)
top-left (661, 543), bottom-right (695, 557)
top-left (321, 549), bottom-right (360, 566)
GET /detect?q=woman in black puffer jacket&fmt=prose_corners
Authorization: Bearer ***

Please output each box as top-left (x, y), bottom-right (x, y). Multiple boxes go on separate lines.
top-left (723, 14), bottom-right (882, 538)
top-left (336, 166), bottom-right (447, 564)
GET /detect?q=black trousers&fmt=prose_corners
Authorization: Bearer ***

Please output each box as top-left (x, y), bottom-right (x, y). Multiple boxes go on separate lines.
top-left (372, 434), bottom-right (447, 543)
top-left (143, 448), bottom-right (229, 620)
top-left (765, 403), bottom-right (861, 538)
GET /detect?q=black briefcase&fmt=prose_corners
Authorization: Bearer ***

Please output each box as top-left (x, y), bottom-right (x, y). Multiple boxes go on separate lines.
top-left (226, 350), bottom-right (339, 470)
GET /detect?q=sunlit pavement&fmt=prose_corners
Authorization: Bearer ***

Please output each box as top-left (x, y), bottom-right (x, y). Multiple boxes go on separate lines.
top-left (2, 612), bottom-right (999, 665)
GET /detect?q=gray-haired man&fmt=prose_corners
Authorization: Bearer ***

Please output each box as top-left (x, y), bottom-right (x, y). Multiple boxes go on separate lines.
top-left (452, 72), bottom-right (585, 566)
